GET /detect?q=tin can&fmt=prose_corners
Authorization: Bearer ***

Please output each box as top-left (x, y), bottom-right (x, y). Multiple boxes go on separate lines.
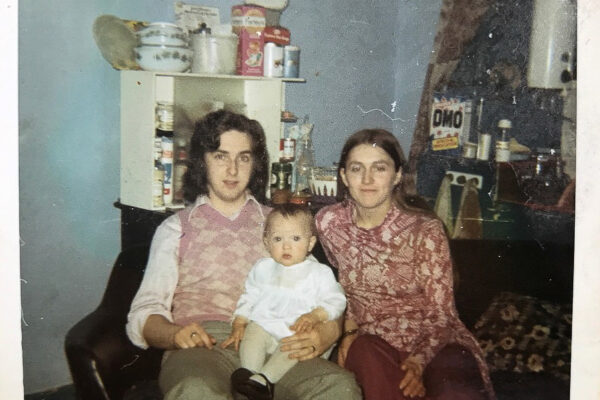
top-left (271, 162), bottom-right (292, 191)
top-left (476, 133), bottom-right (491, 161)
top-left (462, 142), bottom-right (477, 159)
top-left (495, 141), bottom-right (511, 162)
top-left (264, 42), bottom-right (284, 77)
top-left (283, 45), bottom-right (300, 78)
top-left (156, 101), bottom-right (174, 131)
top-left (280, 137), bottom-right (296, 162)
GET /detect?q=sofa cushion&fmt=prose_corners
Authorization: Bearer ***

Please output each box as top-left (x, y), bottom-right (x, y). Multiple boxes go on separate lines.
top-left (473, 291), bottom-right (571, 381)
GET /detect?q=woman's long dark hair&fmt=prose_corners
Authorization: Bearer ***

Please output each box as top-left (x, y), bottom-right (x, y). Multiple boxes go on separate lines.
top-left (183, 110), bottom-right (269, 204)
top-left (336, 128), bottom-right (432, 214)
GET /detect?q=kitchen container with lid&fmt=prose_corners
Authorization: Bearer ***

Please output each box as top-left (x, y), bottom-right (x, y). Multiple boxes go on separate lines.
top-left (191, 23), bottom-right (238, 75)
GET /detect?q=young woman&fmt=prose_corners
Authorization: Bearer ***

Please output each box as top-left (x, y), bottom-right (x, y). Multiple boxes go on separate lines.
top-left (315, 129), bottom-right (495, 400)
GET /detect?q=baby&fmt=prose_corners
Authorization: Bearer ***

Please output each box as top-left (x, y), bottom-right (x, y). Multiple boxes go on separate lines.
top-left (221, 203), bottom-right (346, 400)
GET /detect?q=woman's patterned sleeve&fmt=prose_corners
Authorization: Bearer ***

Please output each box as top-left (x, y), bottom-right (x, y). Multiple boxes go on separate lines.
top-left (408, 218), bottom-right (458, 368)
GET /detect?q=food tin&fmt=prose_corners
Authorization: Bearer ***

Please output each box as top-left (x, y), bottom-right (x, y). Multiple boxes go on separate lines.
top-left (462, 142), bottom-right (477, 159)
top-left (283, 45), bottom-right (300, 78)
top-left (264, 42), bottom-right (283, 77)
top-left (495, 140), bottom-right (511, 162)
top-left (271, 162), bottom-right (292, 191)
top-left (280, 137), bottom-right (296, 162)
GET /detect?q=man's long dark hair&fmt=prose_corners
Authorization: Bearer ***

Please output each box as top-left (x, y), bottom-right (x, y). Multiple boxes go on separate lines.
top-left (183, 110), bottom-right (269, 204)
top-left (336, 128), bottom-right (432, 214)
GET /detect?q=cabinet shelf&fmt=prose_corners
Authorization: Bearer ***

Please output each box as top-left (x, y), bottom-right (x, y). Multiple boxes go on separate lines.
top-left (151, 71), bottom-right (306, 83)
top-left (120, 70), bottom-right (300, 211)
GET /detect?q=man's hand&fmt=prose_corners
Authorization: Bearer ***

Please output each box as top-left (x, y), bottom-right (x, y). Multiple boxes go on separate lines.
top-left (172, 322), bottom-right (216, 349)
top-left (220, 317), bottom-right (248, 351)
top-left (399, 357), bottom-right (426, 398)
top-left (281, 317), bottom-right (340, 361)
top-left (290, 307), bottom-right (328, 333)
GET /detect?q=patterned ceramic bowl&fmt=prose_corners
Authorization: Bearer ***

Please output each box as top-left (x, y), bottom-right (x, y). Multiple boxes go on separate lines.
top-left (309, 166), bottom-right (338, 198)
top-left (134, 44), bottom-right (193, 72)
top-left (137, 22), bottom-right (188, 47)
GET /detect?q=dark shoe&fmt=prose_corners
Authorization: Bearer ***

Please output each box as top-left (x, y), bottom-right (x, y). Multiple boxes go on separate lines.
top-left (233, 372), bottom-right (274, 400)
top-left (231, 367), bottom-right (254, 391)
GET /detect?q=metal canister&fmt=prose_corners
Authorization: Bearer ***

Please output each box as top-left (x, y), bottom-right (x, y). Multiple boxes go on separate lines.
top-left (283, 45), bottom-right (300, 78)
top-left (271, 162), bottom-right (292, 191)
top-left (264, 42), bottom-right (284, 77)
top-left (155, 101), bottom-right (174, 131)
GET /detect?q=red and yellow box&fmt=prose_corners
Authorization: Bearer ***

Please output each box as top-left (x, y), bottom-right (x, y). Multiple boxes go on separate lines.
top-left (231, 5), bottom-right (266, 76)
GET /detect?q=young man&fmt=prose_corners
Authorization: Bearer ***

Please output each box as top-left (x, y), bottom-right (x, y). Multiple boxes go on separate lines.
top-left (126, 110), bottom-right (360, 400)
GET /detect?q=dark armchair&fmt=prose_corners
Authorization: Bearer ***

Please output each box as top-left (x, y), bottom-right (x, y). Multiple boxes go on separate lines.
top-left (65, 246), bottom-right (162, 400)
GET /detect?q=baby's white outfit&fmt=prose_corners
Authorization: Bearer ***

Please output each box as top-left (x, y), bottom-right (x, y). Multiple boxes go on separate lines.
top-left (234, 257), bottom-right (346, 383)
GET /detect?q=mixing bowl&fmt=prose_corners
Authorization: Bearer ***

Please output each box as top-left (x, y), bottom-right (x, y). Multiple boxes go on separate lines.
top-left (134, 45), bottom-right (193, 72)
top-left (137, 22), bottom-right (188, 46)
top-left (309, 166), bottom-right (338, 198)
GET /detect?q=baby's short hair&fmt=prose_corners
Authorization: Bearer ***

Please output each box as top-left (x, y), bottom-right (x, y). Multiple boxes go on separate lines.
top-left (264, 203), bottom-right (316, 238)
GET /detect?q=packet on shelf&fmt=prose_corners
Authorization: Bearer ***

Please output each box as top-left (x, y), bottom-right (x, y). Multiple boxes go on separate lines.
top-left (231, 4), bottom-right (266, 76)
top-left (263, 26), bottom-right (290, 46)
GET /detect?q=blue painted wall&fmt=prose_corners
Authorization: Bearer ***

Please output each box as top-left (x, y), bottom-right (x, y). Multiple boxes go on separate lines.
top-left (19, 0), bottom-right (440, 392)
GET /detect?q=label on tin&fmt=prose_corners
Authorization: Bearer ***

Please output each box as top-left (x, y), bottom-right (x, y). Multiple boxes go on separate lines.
top-left (280, 137), bottom-right (296, 161)
top-left (270, 162), bottom-right (292, 190)
top-left (156, 102), bottom-right (174, 131)
top-left (283, 46), bottom-right (300, 78)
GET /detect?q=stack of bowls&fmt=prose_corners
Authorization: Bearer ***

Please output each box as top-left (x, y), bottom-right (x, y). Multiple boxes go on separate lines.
top-left (134, 22), bottom-right (193, 72)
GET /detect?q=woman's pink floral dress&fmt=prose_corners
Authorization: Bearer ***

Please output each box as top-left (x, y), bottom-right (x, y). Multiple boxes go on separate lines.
top-left (316, 201), bottom-right (494, 398)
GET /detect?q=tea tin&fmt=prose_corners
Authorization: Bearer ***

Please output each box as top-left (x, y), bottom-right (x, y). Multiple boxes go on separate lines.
top-left (264, 42), bottom-right (283, 77)
top-left (283, 45), bottom-right (300, 78)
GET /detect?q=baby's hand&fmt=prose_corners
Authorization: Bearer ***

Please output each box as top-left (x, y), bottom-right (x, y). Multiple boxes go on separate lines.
top-left (290, 312), bottom-right (321, 333)
top-left (220, 317), bottom-right (247, 351)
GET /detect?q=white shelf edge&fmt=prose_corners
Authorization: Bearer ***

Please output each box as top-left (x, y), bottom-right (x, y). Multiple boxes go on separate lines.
top-left (127, 70), bottom-right (305, 83)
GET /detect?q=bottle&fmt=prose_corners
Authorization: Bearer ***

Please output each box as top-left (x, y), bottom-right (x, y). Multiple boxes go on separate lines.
top-left (270, 162), bottom-right (292, 204)
top-left (294, 127), bottom-right (315, 194)
top-left (153, 160), bottom-right (165, 207)
top-left (155, 102), bottom-right (174, 205)
top-left (495, 119), bottom-right (512, 162)
top-left (172, 137), bottom-right (188, 204)
top-left (280, 116), bottom-right (298, 163)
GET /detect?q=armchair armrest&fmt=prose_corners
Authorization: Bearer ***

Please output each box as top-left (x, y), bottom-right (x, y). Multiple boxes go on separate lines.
top-left (65, 305), bottom-right (163, 400)
top-left (65, 246), bottom-right (162, 399)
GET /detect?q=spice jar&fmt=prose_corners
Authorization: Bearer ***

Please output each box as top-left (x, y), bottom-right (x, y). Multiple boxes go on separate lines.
top-left (270, 162), bottom-right (292, 204)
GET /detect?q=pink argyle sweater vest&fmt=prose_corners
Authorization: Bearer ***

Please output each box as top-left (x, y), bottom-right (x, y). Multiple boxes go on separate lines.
top-left (171, 201), bottom-right (270, 327)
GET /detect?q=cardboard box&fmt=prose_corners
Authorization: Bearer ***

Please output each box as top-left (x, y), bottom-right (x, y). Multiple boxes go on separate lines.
top-left (231, 5), bottom-right (266, 76)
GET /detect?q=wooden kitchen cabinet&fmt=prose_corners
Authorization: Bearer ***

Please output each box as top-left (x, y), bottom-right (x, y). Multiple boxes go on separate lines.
top-left (120, 70), bottom-right (303, 211)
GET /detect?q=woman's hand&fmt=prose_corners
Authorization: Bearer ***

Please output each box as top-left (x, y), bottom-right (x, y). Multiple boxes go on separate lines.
top-left (172, 322), bottom-right (216, 349)
top-left (399, 357), bottom-right (426, 398)
top-left (220, 317), bottom-right (248, 351)
top-left (337, 333), bottom-right (357, 367)
top-left (338, 319), bottom-right (359, 367)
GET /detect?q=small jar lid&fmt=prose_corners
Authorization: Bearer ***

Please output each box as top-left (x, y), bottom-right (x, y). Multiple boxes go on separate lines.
top-left (498, 119), bottom-right (512, 129)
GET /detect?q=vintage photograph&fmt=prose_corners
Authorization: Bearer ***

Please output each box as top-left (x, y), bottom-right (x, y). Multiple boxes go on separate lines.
top-left (5, 0), bottom-right (598, 399)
